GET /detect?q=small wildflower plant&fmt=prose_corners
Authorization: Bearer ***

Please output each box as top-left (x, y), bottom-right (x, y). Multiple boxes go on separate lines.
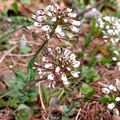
top-left (28, 3), bottom-right (120, 119)
top-left (36, 47), bottom-right (80, 88)
top-left (96, 16), bottom-right (120, 71)
top-left (32, 4), bottom-right (81, 40)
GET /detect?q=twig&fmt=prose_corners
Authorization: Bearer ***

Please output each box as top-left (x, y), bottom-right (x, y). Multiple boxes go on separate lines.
top-left (77, 0), bottom-right (105, 17)
top-left (75, 108), bottom-right (81, 120)
top-left (7, 52), bottom-right (35, 57)
top-left (38, 82), bottom-right (46, 112)
top-left (0, 45), bottom-right (17, 64)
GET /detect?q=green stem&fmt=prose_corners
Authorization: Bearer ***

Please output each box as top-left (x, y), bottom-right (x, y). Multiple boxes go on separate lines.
top-left (0, 22), bottom-right (32, 41)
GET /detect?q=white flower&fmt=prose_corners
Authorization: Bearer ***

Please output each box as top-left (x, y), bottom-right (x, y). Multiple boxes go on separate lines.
top-left (114, 50), bottom-right (119, 55)
top-left (47, 74), bottom-right (54, 80)
top-left (55, 66), bottom-right (60, 73)
top-left (63, 19), bottom-right (68, 23)
top-left (47, 48), bottom-right (53, 55)
top-left (61, 73), bottom-right (68, 82)
top-left (36, 16), bottom-right (44, 22)
top-left (63, 80), bottom-right (69, 85)
top-left (108, 85), bottom-right (117, 91)
top-left (36, 10), bottom-right (44, 15)
top-left (44, 63), bottom-right (53, 68)
top-left (70, 25), bottom-right (79, 33)
top-left (113, 108), bottom-right (120, 116)
top-left (46, 11), bottom-right (53, 17)
top-left (102, 87), bottom-right (110, 94)
top-left (55, 47), bottom-right (62, 54)
top-left (59, 32), bottom-right (65, 37)
top-left (66, 8), bottom-right (72, 13)
top-left (52, 17), bottom-right (57, 22)
top-left (64, 49), bottom-right (71, 58)
top-left (112, 57), bottom-right (117, 61)
top-left (71, 71), bottom-right (79, 78)
top-left (70, 20), bottom-right (81, 26)
top-left (42, 57), bottom-right (49, 62)
top-left (106, 25), bottom-right (110, 29)
top-left (72, 61), bottom-right (80, 68)
top-left (38, 68), bottom-right (43, 75)
top-left (46, 5), bottom-right (54, 11)
top-left (34, 22), bottom-right (40, 27)
top-left (32, 14), bottom-right (36, 19)
top-left (55, 25), bottom-right (62, 33)
top-left (107, 103), bottom-right (115, 110)
top-left (42, 25), bottom-right (50, 31)
top-left (68, 13), bottom-right (77, 18)
top-left (117, 62), bottom-right (120, 66)
top-left (103, 16), bottom-right (110, 21)
top-left (69, 53), bottom-right (76, 60)
top-left (115, 97), bottom-right (120, 102)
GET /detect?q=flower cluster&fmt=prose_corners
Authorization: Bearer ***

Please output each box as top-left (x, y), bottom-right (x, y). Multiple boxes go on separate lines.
top-left (112, 50), bottom-right (120, 71)
top-left (102, 84), bottom-right (117, 95)
top-left (96, 16), bottom-right (120, 71)
top-left (107, 97), bottom-right (120, 116)
top-left (37, 47), bottom-right (80, 88)
top-left (32, 4), bottom-right (81, 39)
top-left (96, 16), bottom-right (120, 44)
top-left (101, 80), bottom-right (120, 116)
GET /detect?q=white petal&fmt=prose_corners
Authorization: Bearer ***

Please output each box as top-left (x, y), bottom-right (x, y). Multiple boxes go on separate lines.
top-left (55, 66), bottom-right (60, 73)
top-left (44, 63), bottom-right (53, 68)
top-left (107, 103), bottom-right (115, 110)
top-left (55, 47), bottom-right (62, 54)
top-left (102, 87), bottom-right (110, 94)
top-left (55, 25), bottom-right (62, 33)
top-left (68, 13), bottom-right (77, 18)
top-left (63, 80), bottom-right (69, 85)
top-left (108, 85), bottom-right (117, 91)
top-left (66, 8), bottom-right (72, 12)
top-left (63, 19), bottom-right (68, 23)
top-left (47, 48), bottom-right (53, 54)
top-left (36, 10), bottom-right (44, 15)
top-left (42, 57), bottom-right (49, 62)
top-left (61, 73), bottom-right (67, 81)
top-left (42, 25), bottom-right (50, 31)
top-left (70, 25), bottom-right (79, 33)
top-left (36, 16), bottom-right (44, 22)
top-left (70, 20), bottom-right (81, 26)
top-left (70, 53), bottom-right (76, 60)
top-left (72, 61), bottom-right (80, 68)
top-left (115, 97), bottom-right (120, 102)
top-left (64, 49), bottom-right (70, 58)
top-left (52, 17), bottom-right (57, 22)
top-left (34, 22), bottom-right (41, 27)
top-left (46, 11), bottom-right (53, 17)
top-left (47, 74), bottom-right (54, 80)
top-left (112, 57), bottom-right (117, 61)
top-left (71, 71), bottom-right (79, 78)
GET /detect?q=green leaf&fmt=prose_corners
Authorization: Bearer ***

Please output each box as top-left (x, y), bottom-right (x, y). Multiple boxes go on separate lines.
top-left (81, 66), bottom-right (100, 83)
top-left (84, 89), bottom-right (96, 102)
top-left (16, 104), bottom-right (31, 120)
top-left (61, 115), bottom-right (69, 120)
top-left (12, 2), bottom-right (19, 14)
top-left (100, 57), bottom-right (112, 64)
top-left (81, 83), bottom-right (93, 94)
top-left (88, 58), bottom-right (97, 67)
top-left (99, 97), bottom-right (109, 104)
top-left (20, 46), bottom-right (31, 54)
top-left (84, 33), bottom-right (92, 48)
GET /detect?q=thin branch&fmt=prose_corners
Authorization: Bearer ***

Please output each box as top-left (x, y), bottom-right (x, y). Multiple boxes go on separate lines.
top-left (0, 45), bottom-right (17, 64)
top-left (38, 82), bottom-right (46, 112)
